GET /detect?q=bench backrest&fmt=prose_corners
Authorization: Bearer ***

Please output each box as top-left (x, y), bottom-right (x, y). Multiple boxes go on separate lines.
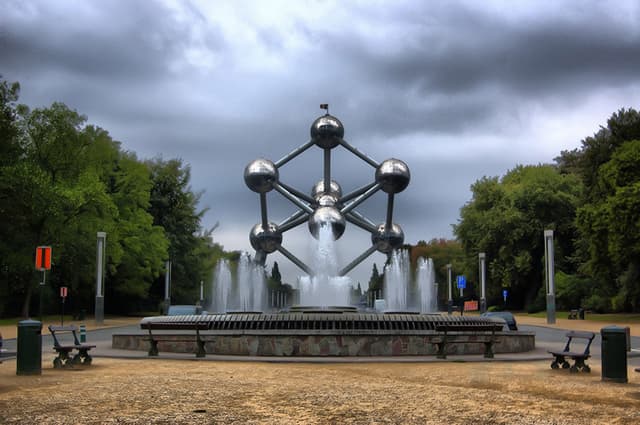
top-left (563, 331), bottom-right (595, 355)
top-left (48, 325), bottom-right (81, 347)
top-left (435, 324), bottom-right (502, 333)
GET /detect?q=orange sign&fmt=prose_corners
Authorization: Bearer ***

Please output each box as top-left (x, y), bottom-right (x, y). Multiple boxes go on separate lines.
top-left (464, 300), bottom-right (479, 311)
top-left (35, 246), bottom-right (52, 270)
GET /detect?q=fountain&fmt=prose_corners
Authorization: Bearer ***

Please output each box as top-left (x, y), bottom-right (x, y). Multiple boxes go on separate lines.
top-left (417, 257), bottom-right (437, 313)
top-left (384, 250), bottom-right (409, 311)
top-left (121, 106), bottom-right (535, 357)
top-left (209, 253), bottom-right (265, 313)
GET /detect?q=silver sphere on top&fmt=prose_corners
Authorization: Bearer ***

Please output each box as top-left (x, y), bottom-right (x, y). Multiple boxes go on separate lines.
top-left (250, 222), bottom-right (282, 253)
top-left (308, 206), bottom-right (346, 240)
top-left (310, 114), bottom-right (344, 149)
top-left (372, 223), bottom-right (404, 254)
top-left (375, 159), bottom-right (410, 194)
top-left (311, 179), bottom-right (342, 200)
top-left (244, 158), bottom-right (278, 193)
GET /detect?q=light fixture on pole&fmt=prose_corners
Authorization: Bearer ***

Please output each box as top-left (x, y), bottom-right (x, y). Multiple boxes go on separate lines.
top-left (544, 230), bottom-right (556, 324)
top-left (95, 232), bottom-right (106, 325)
top-left (164, 260), bottom-right (172, 313)
top-left (446, 264), bottom-right (453, 315)
top-left (479, 252), bottom-right (487, 313)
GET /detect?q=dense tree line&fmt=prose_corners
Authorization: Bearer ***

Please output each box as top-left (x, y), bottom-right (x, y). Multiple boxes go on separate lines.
top-left (0, 78), bottom-right (224, 318)
top-left (453, 108), bottom-right (640, 312)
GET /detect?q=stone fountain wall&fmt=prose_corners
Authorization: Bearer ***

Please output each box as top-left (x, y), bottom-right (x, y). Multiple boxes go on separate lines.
top-left (113, 331), bottom-right (534, 356)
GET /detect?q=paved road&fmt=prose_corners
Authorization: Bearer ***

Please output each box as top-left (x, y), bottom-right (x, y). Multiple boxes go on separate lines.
top-left (3, 323), bottom-right (640, 367)
top-left (1, 324), bottom-right (139, 354)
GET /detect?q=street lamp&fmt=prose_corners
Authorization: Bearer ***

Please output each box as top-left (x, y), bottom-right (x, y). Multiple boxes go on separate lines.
top-left (446, 264), bottom-right (453, 314)
top-left (544, 230), bottom-right (556, 324)
top-left (479, 252), bottom-right (486, 313)
top-left (95, 232), bottom-right (106, 324)
top-left (164, 260), bottom-right (171, 314)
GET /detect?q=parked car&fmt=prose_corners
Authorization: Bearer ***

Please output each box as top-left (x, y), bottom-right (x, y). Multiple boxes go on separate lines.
top-left (481, 311), bottom-right (518, 331)
top-left (166, 305), bottom-right (203, 316)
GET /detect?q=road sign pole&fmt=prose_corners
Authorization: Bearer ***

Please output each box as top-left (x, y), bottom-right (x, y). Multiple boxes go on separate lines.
top-left (39, 270), bottom-right (45, 323)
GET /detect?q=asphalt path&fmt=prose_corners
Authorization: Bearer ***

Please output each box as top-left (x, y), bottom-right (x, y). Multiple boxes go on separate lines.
top-left (3, 323), bottom-right (640, 368)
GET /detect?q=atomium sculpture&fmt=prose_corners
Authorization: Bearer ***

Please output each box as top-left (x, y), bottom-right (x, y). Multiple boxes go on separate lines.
top-left (244, 106), bottom-right (410, 276)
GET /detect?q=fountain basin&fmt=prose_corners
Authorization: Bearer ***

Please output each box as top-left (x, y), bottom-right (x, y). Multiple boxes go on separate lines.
top-left (112, 312), bottom-right (535, 357)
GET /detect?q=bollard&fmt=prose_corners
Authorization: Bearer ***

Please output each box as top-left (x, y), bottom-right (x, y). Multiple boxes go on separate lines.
top-left (80, 324), bottom-right (86, 343)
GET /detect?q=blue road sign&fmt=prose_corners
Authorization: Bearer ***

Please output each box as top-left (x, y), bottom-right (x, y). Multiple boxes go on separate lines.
top-left (503, 289), bottom-right (508, 301)
top-left (457, 275), bottom-right (466, 289)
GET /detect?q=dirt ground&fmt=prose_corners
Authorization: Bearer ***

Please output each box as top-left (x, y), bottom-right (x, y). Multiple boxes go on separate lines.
top-left (1, 355), bottom-right (639, 425)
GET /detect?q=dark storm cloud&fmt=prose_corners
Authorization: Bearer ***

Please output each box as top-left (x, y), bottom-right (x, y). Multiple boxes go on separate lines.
top-left (293, 2), bottom-right (640, 139)
top-left (2, 0), bottom-right (639, 284)
top-left (0, 0), bottom-right (225, 82)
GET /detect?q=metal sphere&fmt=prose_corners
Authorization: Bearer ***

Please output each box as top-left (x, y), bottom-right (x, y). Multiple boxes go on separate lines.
top-left (310, 114), bottom-right (344, 149)
top-left (244, 159), bottom-right (278, 193)
top-left (311, 179), bottom-right (342, 200)
top-left (308, 206), bottom-right (346, 240)
top-left (371, 223), bottom-right (404, 254)
top-left (249, 222), bottom-right (282, 254)
top-left (375, 159), bottom-right (410, 194)
top-left (317, 194), bottom-right (338, 207)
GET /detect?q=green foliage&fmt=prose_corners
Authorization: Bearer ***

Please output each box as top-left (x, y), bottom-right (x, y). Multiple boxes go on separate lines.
top-left (367, 263), bottom-right (383, 292)
top-left (454, 164), bottom-right (581, 309)
top-left (554, 272), bottom-right (592, 310)
top-left (560, 109), bottom-right (640, 312)
top-left (0, 77), bottom-right (226, 317)
top-left (146, 157), bottom-right (214, 306)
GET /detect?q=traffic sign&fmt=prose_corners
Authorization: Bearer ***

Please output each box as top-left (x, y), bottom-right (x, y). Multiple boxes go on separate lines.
top-left (35, 246), bottom-right (52, 271)
top-left (503, 289), bottom-right (508, 302)
top-left (456, 275), bottom-right (466, 289)
top-left (60, 286), bottom-right (68, 298)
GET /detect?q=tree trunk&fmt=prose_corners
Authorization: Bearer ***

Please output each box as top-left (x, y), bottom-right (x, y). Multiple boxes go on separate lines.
top-left (21, 283), bottom-right (33, 318)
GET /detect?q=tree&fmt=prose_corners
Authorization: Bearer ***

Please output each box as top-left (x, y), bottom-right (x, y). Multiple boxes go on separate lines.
top-left (454, 165), bottom-right (581, 309)
top-left (147, 158), bottom-right (208, 305)
top-left (271, 262), bottom-right (282, 283)
top-left (557, 108), bottom-right (640, 312)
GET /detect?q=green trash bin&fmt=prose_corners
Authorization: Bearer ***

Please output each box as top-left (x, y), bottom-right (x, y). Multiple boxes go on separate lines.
top-left (16, 319), bottom-right (42, 376)
top-left (601, 326), bottom-right (627, 383)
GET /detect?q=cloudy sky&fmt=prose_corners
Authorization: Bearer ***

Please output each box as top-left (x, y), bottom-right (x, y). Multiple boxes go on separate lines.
top-left (2, 0), bottom-right (639, 286)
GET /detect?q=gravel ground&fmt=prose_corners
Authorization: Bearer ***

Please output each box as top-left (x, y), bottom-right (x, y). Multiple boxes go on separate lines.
top-left (1, 355), bottom-right (639, 424)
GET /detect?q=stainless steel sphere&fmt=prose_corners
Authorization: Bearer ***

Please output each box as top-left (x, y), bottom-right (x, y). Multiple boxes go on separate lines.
top-left (310, 114), bottom-right (344, 149)
top-left (244, 158), bottom-right (278, 193)
top-left (371, 223), bottom-right (404, 254)
top-left (311, 179), bottom-right (342, 200)
top-left (375, 158), bottom-right (410, 194)
top-left (316, 194), bottom-right (338, 207)
top-left (249, 222), bottom-right (282, 253)
top-left (308, 206), bottom-right (346, 240)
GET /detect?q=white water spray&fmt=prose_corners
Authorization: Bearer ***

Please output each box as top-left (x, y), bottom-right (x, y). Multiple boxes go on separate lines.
top-left (297, 224), bottom-right (353, 306)
top-left (417, 257), bottom-right (437, 313)
top-left (384, 249), bottom-right (410, 311)
top-left (210, 254), bottom-right (265, 312)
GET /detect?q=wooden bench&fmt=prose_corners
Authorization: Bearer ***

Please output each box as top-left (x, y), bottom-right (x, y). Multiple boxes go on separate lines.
top-left (142, 322), bottom-right (209, 358)
top-left (434, 323), bottom-right (503, 359)
top-left (548, 331), bottom-right (595, 373)
top-left (48, 325), bottom-right (96, 368)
